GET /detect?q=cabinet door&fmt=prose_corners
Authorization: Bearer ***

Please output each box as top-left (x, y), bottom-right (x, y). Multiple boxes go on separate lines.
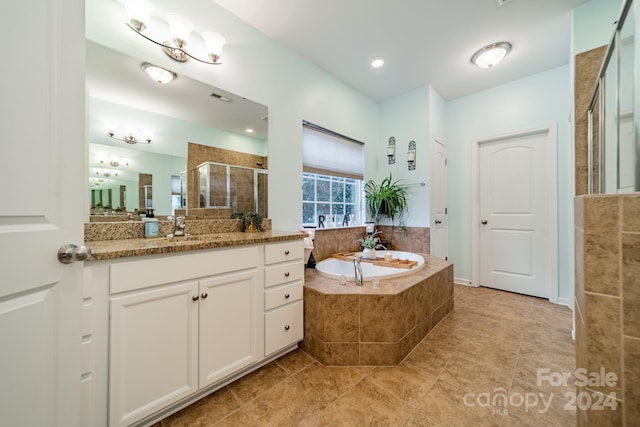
top-left (199, 270), bottom-right (259, 388)
top-left (109, 281), bottom-right (199, 427)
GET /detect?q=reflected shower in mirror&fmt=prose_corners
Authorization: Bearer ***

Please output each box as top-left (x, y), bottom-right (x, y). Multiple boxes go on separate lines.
top-left (86, 40), bottom-right (268, 218)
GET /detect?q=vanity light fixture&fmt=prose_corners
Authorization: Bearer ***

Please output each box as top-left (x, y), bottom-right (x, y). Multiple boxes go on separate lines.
top-left (471, 42), bottom-right (511, 69)
top-left (107, 131), bottom-right (152, 145)
top-left (124, 0), bottom-right (226, 65)
top-left (100, 159), bottom-right (130, 167)
top-left (141, 62), bottom-right (176, 84)
top-left (387, 136), bottom-right (396, 164)
top-left (407, 140), bottom-right (416, 170)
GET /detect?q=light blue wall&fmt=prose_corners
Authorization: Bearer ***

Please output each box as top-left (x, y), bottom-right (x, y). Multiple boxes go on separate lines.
top-left (378, 86), bottom-right (430, 227)
top-left (573, 0), bottom-right (623, 55)
top-left (87, 0), bottom-right (380, 231)
top-left (445, 65), bottom-right (571, 299)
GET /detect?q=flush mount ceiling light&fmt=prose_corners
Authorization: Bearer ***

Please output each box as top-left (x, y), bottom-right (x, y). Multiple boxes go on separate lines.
top-left (124, 0), bottom-right (226, 65)
top-left (471, 42), bottom-right (512, 69)
top-left (141, 62), bottom-right (177, 84)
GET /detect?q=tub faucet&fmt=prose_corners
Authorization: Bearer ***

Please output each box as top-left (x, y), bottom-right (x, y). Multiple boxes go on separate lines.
top-left (353, 258), bottom-right (363, 286)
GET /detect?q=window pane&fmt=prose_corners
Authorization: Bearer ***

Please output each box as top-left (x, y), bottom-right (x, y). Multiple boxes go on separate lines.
top-left (317, 180), bottom-right (330, 201)
top-left (302, 203), bottom-right (315, 224)
top-left (331, 181), bottom-right (345, 203)
top-left (345, 183), bottom-right (355, 203)
top-left (302, 177), bottom-right (315, 201)
top-left (317, 203), bottom-right (331, 215)
top-left (332, 204), bottom-right (344, 215)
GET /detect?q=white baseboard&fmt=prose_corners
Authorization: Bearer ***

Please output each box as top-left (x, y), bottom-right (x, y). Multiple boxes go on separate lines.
top-left (557, 296), bottom-right (572, 309)
top-left (454, 277), bottom-right (474, 286)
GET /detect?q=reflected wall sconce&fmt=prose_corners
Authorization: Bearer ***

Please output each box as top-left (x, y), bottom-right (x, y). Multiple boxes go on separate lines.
top-left (107, 131), bottom-right (151, 145)
top-left (471, 42), bottom-right (511, 69)
top-left (94, 169), bottom-right (119, 178)
top-left (124, 0), bottom-right (226, 65)
top-left (407, 141), bottom-right (416, 170)
top-left (141, 62), bottom-right (176, 84)
top-left (100, 159), bottom-right (130, 167)
top-left (387, 136), bottom-right (396, 164)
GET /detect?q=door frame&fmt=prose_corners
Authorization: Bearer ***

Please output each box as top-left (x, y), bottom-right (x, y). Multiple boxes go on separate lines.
top-left (470, 124), bottom-right (559, 303)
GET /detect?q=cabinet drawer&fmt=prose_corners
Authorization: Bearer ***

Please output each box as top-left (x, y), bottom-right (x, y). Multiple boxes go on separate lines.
top-left (264, 240), bottom-right (304, 265)
top-left (265, 301), bottom-right (303, 356)
top-left (264, 262), bottom-right (304, 288)
top-left (264, 282), bottom-right (303, 310)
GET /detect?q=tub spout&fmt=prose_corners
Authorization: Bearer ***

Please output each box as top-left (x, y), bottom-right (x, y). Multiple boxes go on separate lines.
top-left (353, 258), bottom-right (363, 286)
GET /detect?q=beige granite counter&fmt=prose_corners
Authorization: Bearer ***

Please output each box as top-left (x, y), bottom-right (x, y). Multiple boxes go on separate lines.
top-left (87, 230), bottom-right (305, 261)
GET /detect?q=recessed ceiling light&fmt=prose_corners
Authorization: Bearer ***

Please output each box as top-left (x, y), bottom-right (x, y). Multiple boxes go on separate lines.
top-left (371, 58), bottom-right (385, 68)
top-left (245, 128), bottom-right (254, 133)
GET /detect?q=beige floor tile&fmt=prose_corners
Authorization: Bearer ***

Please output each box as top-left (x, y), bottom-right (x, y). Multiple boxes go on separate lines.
top-left (227, 361), bottom-right (289, 403)
top-left (274, 348), bottom-right (315, 375)
top-left (293, 362), bottom-right (368, 405)
top-left (365, 364), bottom-right (438, 407)
top-left (159, 285), bottom-right (576, 426)
top-left (163, 386), bottom-right (241, 426)
top-left (308, 379), bottom-right (411, 426)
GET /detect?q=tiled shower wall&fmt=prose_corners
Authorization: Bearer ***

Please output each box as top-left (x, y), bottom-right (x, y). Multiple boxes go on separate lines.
top-left (574, 194), bottom-right (640, 425)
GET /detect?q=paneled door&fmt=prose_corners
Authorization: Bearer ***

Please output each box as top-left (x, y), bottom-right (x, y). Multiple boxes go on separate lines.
top-left (477, 128), bottom-right (556, 298)
top-left (431, 139), bottom-right (448, 260)
top-left (0, 1), bottom-right (86, 426)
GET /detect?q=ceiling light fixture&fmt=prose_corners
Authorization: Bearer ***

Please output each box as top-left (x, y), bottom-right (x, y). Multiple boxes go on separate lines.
top-left (124, 0), bottom-right (226, 65)
top-left (107, 131), bottom-right (152, 145)
top-left (371, 58), bottom-right (385, 68)
top-left (141, 62), bottom-right (176, 84)
top-left (471, 42), bottom-right (512, 69)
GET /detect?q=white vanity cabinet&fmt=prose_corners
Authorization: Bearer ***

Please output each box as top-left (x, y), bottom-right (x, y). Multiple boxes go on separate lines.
top-left (107, 246), bottom-right (260, 427)
top-left (263, 241), bottom-right (304, 356)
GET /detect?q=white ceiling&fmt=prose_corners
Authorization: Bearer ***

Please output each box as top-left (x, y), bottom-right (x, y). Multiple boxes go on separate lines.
top-left (213, 0), bottom-right (591, 101)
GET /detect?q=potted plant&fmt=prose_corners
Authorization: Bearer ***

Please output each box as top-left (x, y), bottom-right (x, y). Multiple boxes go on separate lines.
top-left (356, 231), bottom-right (383, 259)
top-left (240, 211), bottom-right (264, 232)
top-left (364, 173), bottom-right (409, 229)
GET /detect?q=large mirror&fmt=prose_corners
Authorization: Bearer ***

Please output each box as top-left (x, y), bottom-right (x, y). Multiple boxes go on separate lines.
top-left (85, 40), bottom-right (268, 219)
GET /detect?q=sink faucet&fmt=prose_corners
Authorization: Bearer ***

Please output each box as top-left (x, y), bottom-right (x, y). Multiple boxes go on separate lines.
top-left (353, 258), bottom-right (363, 286)
top-left (174, 216), bottom-right (186, 236)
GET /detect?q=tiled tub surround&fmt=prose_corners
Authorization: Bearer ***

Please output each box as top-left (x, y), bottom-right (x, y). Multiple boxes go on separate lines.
top-left (309, 225), bottom-right (430, 263)
top-left (574, 194), bottom-right (640, 426)
top-left (302, 255), bottom-right (453, 365)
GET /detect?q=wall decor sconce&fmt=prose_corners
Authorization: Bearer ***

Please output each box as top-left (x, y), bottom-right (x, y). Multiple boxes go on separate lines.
top-left (407, 141), bottom-right (416, 170)
top-left (387, 136), bottom-right (396, 164)
top-left (124, 0), bottom-right (226, 65)
top-left (107, 131), bottom-right (152, 145)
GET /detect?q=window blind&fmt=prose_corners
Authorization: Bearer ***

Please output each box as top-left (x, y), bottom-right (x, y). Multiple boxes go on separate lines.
top-left (302, 122), bottom-right (364, 180)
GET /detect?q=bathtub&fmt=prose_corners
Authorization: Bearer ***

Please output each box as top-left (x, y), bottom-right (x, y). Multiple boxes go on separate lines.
top-left (315, 250), bottom-right (425, 281)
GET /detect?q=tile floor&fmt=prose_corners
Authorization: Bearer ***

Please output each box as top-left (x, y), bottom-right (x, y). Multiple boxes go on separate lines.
top-left (159, 284), bottom-right (576, 426)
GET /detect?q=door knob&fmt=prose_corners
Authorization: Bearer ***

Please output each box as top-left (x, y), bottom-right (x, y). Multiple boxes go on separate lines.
top-left (481, 220), bottom-right (488, 225)
top-left (57, 244), bottom-right (92, 264)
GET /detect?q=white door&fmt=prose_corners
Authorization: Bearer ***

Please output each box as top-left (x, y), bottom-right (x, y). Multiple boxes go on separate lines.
top-left (0, 1), bottom-right (85, 426)
top-left (431, 139), bottom-right (448, 260)
top-left (477, 128), bottom-right (555, 298)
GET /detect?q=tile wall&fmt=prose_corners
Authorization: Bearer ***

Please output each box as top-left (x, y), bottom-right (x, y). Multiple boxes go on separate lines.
top-left (574, 194), bottom-right (640, 425)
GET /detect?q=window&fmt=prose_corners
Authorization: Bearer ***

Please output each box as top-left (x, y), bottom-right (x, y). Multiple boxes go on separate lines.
top-left (302, 122), bottom-right (364, 227)
top-left (302, 173), bottom-right (363, 226)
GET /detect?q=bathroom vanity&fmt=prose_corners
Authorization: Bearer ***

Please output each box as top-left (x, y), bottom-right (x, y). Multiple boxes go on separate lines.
top-left (84, 231), bottom-right (304, 427)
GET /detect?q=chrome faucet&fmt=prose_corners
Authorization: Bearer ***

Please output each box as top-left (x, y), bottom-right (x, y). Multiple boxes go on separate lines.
top-left (353, 258), bottom-right (363, 286)
top-left (174, 216), bottom-right (186, 236)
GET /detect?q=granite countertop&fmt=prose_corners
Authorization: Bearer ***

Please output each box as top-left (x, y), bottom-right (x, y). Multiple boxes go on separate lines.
top-left (87, 230), bottom-right (306, 261)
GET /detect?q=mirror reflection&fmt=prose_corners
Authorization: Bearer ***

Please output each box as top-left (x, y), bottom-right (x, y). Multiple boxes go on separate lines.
top-left (86, 40), bottom-right (268, 219)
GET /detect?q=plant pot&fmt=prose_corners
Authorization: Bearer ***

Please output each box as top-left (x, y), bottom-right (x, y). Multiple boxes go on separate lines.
top-left (245, 223), bottom-right (258, 233)
top-left (362, 248), bottom-right (377, 259)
